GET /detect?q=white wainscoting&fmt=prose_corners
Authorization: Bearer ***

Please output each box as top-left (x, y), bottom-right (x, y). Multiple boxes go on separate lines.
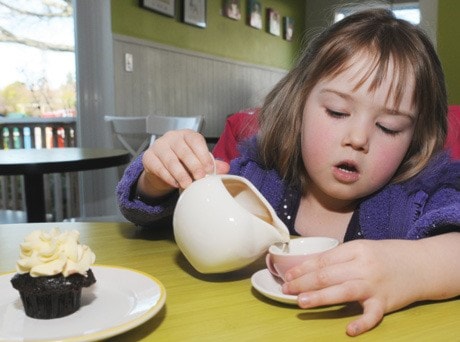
top-left (113, 34), bottom-right (287, 138)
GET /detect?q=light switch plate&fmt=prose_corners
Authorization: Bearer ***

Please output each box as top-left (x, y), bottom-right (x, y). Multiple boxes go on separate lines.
top-left (125, 53), bottom-right (133, 72)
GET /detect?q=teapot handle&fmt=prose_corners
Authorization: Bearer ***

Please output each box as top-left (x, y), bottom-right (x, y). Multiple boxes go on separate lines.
top-left (208, 152), bottom-right (217, 176)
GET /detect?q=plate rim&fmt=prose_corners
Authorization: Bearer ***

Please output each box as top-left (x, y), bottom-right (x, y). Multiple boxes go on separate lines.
top-left (251, 268), bottom-right (298, 305)
top-left (0, 264), bottom-right (167, 342)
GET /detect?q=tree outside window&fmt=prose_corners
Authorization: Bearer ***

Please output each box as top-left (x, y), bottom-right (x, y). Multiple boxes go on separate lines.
top-left (0, 0), bottom-right (76, 118)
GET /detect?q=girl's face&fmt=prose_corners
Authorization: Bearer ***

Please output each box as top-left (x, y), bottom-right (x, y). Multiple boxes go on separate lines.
top-left (301, 54), bottom-right (416, 206)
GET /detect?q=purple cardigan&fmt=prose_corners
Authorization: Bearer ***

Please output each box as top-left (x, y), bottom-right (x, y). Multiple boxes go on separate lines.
top-left (117, 141), bottom-right (460, 241)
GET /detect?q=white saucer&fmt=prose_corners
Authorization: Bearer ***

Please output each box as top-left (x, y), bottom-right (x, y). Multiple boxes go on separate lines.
top-left (0, 265), bottom-right (166, 341)
top-left (251, 269), bottom-right (298, 305)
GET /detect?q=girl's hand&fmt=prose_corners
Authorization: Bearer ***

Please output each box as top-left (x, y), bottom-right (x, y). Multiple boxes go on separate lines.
top-left (138, 129), bottom-right (230, 197)
top-left (281, 238), bottom-right (445, 336)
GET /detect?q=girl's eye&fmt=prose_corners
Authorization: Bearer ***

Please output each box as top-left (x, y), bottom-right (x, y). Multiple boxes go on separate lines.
top-left (377, 123), bottom-right (400, 136)
top-left (326, 109), bottom-right (347, 118)
top-left (325, 108), bottom-right (403, 136)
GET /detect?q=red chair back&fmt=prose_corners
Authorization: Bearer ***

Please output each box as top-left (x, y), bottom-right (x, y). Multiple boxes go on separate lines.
top-left (446, 105), bottom-right (460, 160)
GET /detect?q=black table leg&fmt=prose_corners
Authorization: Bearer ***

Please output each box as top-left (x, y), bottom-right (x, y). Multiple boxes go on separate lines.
top-left (23, 174), bottom-right (46, 222)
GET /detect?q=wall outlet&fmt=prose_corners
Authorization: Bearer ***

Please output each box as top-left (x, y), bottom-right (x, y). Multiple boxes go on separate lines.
top-left (125, 53), bottom-right (133, 72)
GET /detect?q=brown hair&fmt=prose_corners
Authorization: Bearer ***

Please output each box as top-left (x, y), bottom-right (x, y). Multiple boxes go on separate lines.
top-left (258, 8), bottom-right (447, 192)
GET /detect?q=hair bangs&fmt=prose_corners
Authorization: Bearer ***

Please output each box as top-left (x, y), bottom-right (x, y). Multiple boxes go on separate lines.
top-left (321, 35), bottom-right (416, 116)
top-left (364, 48), bottom-right (416, 115)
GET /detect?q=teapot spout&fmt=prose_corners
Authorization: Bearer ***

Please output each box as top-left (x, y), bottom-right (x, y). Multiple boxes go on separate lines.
top-left (272, 216), bottom-right (291, 243)
top-left (251, 214), bottom-right (290, 249)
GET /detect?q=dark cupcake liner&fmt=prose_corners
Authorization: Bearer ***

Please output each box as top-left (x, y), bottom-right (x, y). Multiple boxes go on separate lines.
top-left (19, 289), bottom-right (82, 319)
top-left (11, 269), bottom-right (96, 319)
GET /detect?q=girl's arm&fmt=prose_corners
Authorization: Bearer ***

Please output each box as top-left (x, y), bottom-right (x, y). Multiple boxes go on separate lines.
top-left (282, 232), bottom-right (460, 336)
top-left (117, 129), bottom-right (229, 226)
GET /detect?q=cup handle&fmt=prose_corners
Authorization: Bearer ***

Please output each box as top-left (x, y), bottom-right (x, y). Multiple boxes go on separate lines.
top-left (265, 253), bottom-right (281, 279)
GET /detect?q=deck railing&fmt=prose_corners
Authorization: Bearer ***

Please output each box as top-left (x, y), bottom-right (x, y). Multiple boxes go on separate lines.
top-left (0, 117), bottom-right (80, 221)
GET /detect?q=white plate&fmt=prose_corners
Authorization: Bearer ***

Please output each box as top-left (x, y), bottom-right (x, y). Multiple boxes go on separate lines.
top-left (251, 269), bottom-right (298, 305)
top-left (0, 265), bottom-right (166, 342)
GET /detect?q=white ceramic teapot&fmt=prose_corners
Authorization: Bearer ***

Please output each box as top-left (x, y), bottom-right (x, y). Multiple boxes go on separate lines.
top-left (173, 174), bottom-right (290, 274)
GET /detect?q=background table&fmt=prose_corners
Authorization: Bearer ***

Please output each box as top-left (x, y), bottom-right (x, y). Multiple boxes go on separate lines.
top-left (1, 222), bottom-right (459, 341)
top-left (0, 148), bottom-right (130, 222)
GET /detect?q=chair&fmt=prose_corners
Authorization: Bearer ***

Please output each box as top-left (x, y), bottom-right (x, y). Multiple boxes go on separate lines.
top-left (104, 115), bottom-right (150, 159)
top-left (446, 105), bottom-right (460, 160)
top-left (212, 109), bottom-right (259, 163)
top-left (146, 114), bottom-right (205, 145)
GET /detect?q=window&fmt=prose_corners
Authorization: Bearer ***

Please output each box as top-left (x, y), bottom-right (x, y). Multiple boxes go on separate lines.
top-left (0, 0), bottom-right (76, 119)
top-left (334, 2), bottom-right (420, 25)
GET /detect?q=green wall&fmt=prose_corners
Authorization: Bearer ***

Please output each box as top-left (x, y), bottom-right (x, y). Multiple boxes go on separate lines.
top-left (438, 0), bottom-right (460, 104)
top-left (111, 0), bottom-right (305, 70)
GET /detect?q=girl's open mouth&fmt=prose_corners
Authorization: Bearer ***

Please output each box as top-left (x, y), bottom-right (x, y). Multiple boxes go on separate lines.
top-left (333, 161), bottom-right (360, 183)
top-left (337, 162), bottom-right (358, 173)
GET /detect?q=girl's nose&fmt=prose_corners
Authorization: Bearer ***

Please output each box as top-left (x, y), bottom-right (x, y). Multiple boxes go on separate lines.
top-left (342, 123), bottom-right (369, 153)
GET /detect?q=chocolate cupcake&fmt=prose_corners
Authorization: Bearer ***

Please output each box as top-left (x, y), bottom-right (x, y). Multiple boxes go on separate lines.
top-left (10, 228), bottom-right (96, 319)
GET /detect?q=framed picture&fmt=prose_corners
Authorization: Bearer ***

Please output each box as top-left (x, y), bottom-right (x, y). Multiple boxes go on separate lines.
top-left (223, 0), bottom-right (241, 21)
top-left (267, 8), bottom-right (280, 36)
top-left (248, 0), bottom-right (262, 29)
top-left (140, 0), bottom-right (175, 17)
top-left (183, 0), bottom-right (206, 28)
top-left (284, 16), bottom-right (294, 41)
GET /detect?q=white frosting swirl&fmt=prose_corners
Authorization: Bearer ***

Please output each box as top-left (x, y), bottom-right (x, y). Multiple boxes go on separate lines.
top-left (16, 228), bottom-right (96, 277)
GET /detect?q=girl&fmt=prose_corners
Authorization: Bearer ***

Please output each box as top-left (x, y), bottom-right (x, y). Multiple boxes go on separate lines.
top-left (117, 9), bottom-right (460, 336)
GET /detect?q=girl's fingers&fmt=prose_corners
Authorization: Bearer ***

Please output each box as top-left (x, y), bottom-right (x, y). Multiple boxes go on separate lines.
top-left (346, 299), bottom-right (384, 336)
top-left (143, 130), bottom-right (229, 191)
top-left (293, 283), bottom-right (384, 337)
top-left (183, 132), bottom-right (216, 174)
top-left (167, 131), bottom-right (212, 183)
top-left (283, 262), bottom-right (353, 295)
top-left (143, 151), bottom-right (182, 189)
top-left (154, 146), bottom-right (196, 188)
top-left (284, 244), bottom-right (355, 286)
top-left (215, 160), bottom-right (230, 174)
top-left (292, 278), bottom-right (367, 308)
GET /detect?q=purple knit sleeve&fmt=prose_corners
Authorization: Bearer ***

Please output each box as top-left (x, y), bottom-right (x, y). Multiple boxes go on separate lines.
top-left (408, 188), bottom-right (460, 238)
top-left (359, 154), bottom-right (460, 240)
top-left (405, 154), bottom-right (460, 238)
top-left (116, 153), bottom-right (178, 226)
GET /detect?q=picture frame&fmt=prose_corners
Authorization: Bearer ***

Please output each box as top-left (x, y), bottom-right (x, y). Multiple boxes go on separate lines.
top-left (283, 16), bottom-right (294, 41)
top-left (183, 0), bottom-right (206, 28)
top-left (140, 0), bottom-right (175, 17)
top-left (223, 0), bottom-right (241, 21)
top-left (248, 0), bottom-right (262, 29)
top-left (267, 8), bottom-right (281, 36)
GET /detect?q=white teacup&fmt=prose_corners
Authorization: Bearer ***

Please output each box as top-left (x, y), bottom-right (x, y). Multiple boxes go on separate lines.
top-left (173, 174), bottom-right (290, 274)
top-left (266, 237), bottom-right (339, 281)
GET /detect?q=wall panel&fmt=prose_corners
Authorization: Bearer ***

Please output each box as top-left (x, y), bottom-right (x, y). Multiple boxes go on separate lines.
top-left (113, 34), bottom-right (287, 138)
